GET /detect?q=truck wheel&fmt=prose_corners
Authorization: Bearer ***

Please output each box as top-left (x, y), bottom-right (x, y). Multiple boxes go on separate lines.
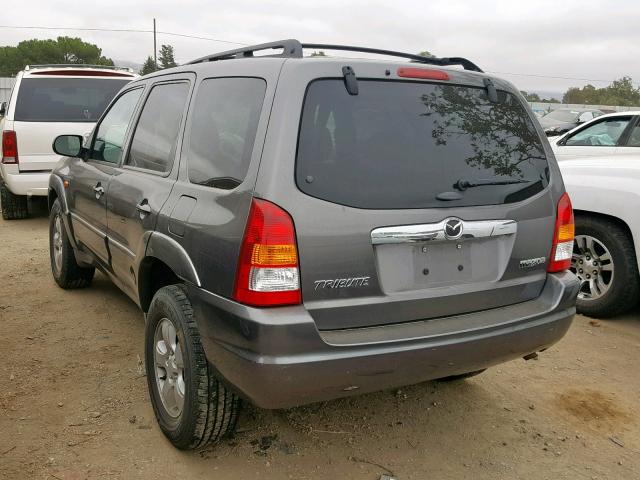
top-left (571, 216), bottom-right (640, 318)
top-left (146, 285), bottom-right (241, 450)
top-left (0, 179), bottom-right (28, 220)
top-left (436, 369), bottom-right (486, 382)
top-left (49, 199), bottom-right (95, 288)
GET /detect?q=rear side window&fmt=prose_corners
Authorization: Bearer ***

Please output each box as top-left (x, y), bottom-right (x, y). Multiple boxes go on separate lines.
top-left (14, 78), bottom-right (130, 122)
top-left (296, 80), bottom-right (549, 209)
top-left (126, 82), bottom-right (190, 173)
top-left (187, 78), bottom-right (266, 189)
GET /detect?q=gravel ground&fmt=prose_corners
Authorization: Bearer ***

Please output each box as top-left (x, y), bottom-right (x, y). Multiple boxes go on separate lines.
top-left (1, 202), bottom-right (639, 480)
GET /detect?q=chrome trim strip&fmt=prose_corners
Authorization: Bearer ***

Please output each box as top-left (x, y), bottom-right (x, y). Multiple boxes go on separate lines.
top-left (371, 219), bottom-right (517, 245)
top-left (107, 235), bottom-right (135, 258)
top-left (70, 212), bottom-right (106, 238)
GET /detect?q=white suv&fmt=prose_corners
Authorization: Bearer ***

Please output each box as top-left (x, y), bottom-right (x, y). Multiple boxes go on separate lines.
top-left (0, 64), bottom-right (137, 219)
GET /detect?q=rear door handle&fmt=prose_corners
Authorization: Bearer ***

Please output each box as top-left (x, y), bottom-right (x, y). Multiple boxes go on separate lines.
top-left (93, 183), bottom-right (104, 199)
top-left (136, 200), bottom-right (151, 216)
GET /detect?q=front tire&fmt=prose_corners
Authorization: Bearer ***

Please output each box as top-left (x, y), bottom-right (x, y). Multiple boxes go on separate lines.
top-left (571, 216), bottom-right (640, 318)
top-left (145, 285), bottom-right (241, 450)
top-left (49, 199), bottom-right (95, 288)
top-left (0, 179), bottom-right (28, 220)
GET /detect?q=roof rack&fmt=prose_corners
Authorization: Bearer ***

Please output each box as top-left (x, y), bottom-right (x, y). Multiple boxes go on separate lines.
top-left (25, 64), bottom-right (134, 72)
top-left (187, 39), bottom-right (483, 72)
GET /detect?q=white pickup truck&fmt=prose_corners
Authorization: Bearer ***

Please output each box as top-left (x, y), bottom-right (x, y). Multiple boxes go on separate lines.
top-left (560, 155), bottom-right (640, 317)
top-left (0, 64), bottom-right (136, 219)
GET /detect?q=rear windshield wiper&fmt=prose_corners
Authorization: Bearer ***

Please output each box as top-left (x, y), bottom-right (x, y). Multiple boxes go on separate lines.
top-left (453, 178), bottom-right (532, 191)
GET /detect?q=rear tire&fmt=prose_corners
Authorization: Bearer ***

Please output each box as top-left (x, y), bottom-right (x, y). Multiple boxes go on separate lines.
top-left (436, 369), bottom-right (486, 382)
top-left (145, 285), bottom-right (241, 450)
top-left (571, 216), bottom-right (639, 318)
top-left (49, 199), bottom-right (95, 288)
top-left (0, 179), bottom-right (28, 220)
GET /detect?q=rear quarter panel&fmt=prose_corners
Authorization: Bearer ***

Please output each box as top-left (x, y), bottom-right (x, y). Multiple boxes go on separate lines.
top-left (560, 157), bottom-right (640, 270)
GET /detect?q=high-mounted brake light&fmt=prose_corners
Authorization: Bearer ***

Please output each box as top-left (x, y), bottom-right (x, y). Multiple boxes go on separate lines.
top-left (30, 70), bottom-right (134, 77)
top-left (397, 67), bottom-right (450, 81)
top-left (233, 199), bottom-right (301, 307)
top-left (1, 130), bottom-right (18, 164)
top-left (548, 192), bottom-right (574, 273)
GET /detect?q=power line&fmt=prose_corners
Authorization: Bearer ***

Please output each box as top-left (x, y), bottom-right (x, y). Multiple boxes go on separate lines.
top-left (0, 24), bottom-right (634, 84)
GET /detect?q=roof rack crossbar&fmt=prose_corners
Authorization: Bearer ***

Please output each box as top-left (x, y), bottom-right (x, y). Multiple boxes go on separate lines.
top-left (26, 64), bottom-right (133, 72)
top-left (186, 39), bottom-right (483, 72)
top-left (188, 39), bottom-right (303, 64)
top-left (301, 44), bottom-right (483, 72)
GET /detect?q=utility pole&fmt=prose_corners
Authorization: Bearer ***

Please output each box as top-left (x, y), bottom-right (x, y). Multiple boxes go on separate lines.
top-left (153, 18), bottom-right (157, 70)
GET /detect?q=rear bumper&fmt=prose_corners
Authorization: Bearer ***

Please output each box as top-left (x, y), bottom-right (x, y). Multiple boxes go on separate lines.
top-left (0, 164), bottom-right (50, 196)
top-left (188, 272), bottom-right (579, 409)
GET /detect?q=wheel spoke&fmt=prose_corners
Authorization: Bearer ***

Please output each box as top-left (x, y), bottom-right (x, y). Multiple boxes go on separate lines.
top-left (600, 263), bottom-right (613, 272)
top-left (161, 379), bottom-right (176, 410)
top-left (155, 341), bottom-right (169, 365)
top-left (161, 321), bottom-right (176, 353)
top-left (174, 375), bottom-right (185, 411)
top-left (174, 343), bottom-right (184, 369)
top-left (598, 252), bottom-right (611, 262)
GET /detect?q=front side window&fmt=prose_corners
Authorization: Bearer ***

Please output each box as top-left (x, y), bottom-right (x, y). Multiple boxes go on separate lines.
top-left (625, 122), bottom-right (640, 147)
top-left (187, 78), bottom-right (266, 189)
top-left (89, 88), bottom-right (143, 163)
top-left (126, 82), bottom-right (190, 173)
top-left (564, 117), bottom-right (631, 147)
top-left (14, 78), bottom-right (130, 122)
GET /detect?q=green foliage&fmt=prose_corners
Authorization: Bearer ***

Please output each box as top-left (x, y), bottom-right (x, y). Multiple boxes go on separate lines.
top-left (562, 77), bottom-right (640, 106)
top-left (140, 56), bottom-right (157, 76)
top-left (418, 50), bottom-right (436, 58)
top-left (0, 37), bottom-right (113, 76)
top-left (158, 44), bottom-right (177, 69)
top-left (520, 91), bottom-right (560, 103)
top-left (310, 50), bottom-right (327, 57)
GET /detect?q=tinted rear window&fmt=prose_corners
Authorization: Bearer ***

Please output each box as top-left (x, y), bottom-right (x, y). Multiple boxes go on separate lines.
top-left (14, 78), bottom-right (130, 122)
top-left (296, 80), bottom-right (548, 209)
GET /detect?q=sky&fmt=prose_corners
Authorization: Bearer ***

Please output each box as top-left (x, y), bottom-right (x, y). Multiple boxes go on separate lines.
top-left (2, 0), bottom-right (639, 98)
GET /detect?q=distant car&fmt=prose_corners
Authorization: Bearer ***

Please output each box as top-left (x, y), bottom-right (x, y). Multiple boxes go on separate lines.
top-left (0, 64), bottom-right (137, 219)
top-left (531, 107), bottom-right (548, 118)
top-left (560, 156), bottom-right (640, 317)
top-left (540, 108), bottom-right (603, 137)
top-left (549, 111), bottom-right (640, 160)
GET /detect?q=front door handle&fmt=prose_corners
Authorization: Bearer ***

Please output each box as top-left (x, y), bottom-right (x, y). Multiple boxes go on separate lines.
top-left (93, 183), bottom-right (104, 199)
top-left (136, 200), bottom-right (151, 217)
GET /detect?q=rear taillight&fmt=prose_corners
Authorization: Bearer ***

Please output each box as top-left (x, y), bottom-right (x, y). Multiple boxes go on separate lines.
top-left (1, 130), bottom-right (18, 164)
top-left (548, 192), bottom-right (574, 273)
top-left (233, 199), bottom-right (301, 307)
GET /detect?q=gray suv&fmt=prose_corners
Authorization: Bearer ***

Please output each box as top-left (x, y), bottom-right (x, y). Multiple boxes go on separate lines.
top-left (48, 40), bottom-right (579, 450)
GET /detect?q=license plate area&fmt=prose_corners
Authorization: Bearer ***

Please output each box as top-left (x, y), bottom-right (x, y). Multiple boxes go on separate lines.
top-left (374, 237), bottom-right (513, 293)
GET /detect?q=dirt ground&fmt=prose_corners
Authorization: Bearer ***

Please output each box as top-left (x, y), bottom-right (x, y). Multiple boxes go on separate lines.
top-left (1, 201), bottom-right (639, 480)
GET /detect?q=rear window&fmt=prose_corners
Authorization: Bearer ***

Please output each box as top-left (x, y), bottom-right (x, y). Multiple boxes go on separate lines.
top-left (296, 79), bottom-right (549, 209)
top-left (14, 78), bottom-right (130, 122)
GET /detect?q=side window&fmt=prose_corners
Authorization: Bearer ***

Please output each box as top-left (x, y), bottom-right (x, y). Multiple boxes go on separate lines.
top-left (89, 88), bottom-right (143, 163)
top-left (626, 122), bottom-right (640, 147)
top-left (187, 78), bottom-right (266, 189)
top-left (126, 82), bottom-right (190, 173)
top-left (564, 117), bottom-right (631, 147)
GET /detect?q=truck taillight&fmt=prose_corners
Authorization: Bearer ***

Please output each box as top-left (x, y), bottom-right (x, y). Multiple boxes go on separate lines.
top-left (1, 130), bottom-right (18, 164)
top-left (548, 192), bottom-right (574, 273)
top-left (233, 199), bottom-right (301, 307)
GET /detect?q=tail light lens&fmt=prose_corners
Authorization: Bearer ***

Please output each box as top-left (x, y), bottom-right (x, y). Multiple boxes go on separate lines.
top-left (1, 130), bottom-right (18, 164)
top-left (548, 192), bottom-right (574, 272)
top-left (233, 199), bottom-right (301, 307)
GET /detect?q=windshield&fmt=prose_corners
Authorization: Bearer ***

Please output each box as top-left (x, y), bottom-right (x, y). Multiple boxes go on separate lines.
top-left (543, 109), bottom-right (581, 122)
top-left (296, 79), bottom-right (549, 209)
top-left (15, 78), bottom-right (131, 122)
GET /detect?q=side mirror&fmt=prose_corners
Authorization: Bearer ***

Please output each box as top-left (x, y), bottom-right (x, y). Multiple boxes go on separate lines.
top-left (0, 102), bottom-right (6, 117)
top-left (53, 135), bottom-right (84, 158)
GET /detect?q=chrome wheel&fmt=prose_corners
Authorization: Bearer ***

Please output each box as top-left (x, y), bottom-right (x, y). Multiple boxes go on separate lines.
top-left (571, 234), bottom-right (614, 301)
top-left (154, 318), bottom-right (185, 418)
top-left (52, 215), bottom-right (63, 273)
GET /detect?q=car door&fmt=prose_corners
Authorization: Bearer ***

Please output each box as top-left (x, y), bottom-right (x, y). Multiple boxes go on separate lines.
top-left (67, 86), bottom-right (144, 265)
top-left (554, 116), bottom-right (633, 160)
top-left (106, 77), bottom-right (192, 299)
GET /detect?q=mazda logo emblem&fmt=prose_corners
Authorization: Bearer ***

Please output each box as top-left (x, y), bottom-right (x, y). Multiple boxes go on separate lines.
top-left (444, 218), bottom-right (463, 240)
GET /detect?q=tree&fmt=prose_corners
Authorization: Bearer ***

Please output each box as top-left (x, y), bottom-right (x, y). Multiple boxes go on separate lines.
top-left (310, 50), bottom-right (327, 57)
top-left (562, 77), bottom-right (640, 106)
top-left (520, 91), bottom-right (541, 102)
top-left (158, 44), bottom-right (177, 69)
top-left (139, 56), bottom-right (157, 75)
top-left (418, 50), bottom-right (436, 58)
top-left (0, 37), bottom-right (113, 76)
